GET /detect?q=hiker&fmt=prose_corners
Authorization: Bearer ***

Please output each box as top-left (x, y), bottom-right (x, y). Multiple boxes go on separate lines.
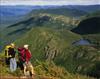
top-left (5, 43), bottom-right (17, 72)
top-left (18, 44), bottom-right (35, 77)
top-left (5, 44), bottom-right (12, 65)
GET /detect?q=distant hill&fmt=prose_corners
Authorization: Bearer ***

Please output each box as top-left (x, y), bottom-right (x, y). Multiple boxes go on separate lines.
top-left (1, 5), bottom-right (99, 27)
top-left (72, 11), bottom-right (100, 34)
top-left (7, 13), bottom-right (80, 29)
top-left (0, 5), bottom-right (48, 26)
top-left (27, 5), bottom-right (100, 18)
top-left (0, 6), bottom-right (32, 25)
top-left (1, 13), bottom-right (80, 44)
top-left (67, 5), bottom-right (100, 13)
top-left (27, 6), bottom-right (86, 18)
top-left (0, 5), bottom-right (87, 27)
top-left (84, 10), bottom-right (100, 18)
top-left (72, 17), bottom-right (100, 34)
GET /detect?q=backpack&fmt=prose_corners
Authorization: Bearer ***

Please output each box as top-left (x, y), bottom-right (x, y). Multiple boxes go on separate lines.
top-left (18, 48), bottom-right (31, 62)
top-left (5, 45), bottom-right (15, 58)
top-left (8, 47), bottom-right (16, 58)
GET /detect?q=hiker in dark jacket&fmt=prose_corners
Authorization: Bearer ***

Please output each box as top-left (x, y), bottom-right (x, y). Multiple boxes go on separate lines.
top-left (5, 43), bottom-right (17, 72)
top-left (5, 44), bottom-right (13, 65)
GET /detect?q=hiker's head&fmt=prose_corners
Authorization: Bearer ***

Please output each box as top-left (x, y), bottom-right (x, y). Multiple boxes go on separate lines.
top-left (11, 43), bottom-right (15, 48)
top-left (24, 44), bottom-right (29, 49)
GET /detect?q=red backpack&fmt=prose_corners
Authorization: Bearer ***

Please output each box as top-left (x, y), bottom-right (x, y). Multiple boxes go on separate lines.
top-left (18, 48), bottom-right (32, 62)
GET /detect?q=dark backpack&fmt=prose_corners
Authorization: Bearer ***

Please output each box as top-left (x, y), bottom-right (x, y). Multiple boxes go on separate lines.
top-left (18, 48), bottom-right (26, 62)
top-left (8, 47), bottom-right (16, 58)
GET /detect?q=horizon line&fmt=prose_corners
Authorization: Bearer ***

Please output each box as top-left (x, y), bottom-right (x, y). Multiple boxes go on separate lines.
top-left (0, 4), bottom-right (100, 6)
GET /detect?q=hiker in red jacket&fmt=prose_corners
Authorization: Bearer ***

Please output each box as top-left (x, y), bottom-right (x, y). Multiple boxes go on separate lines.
top-left (18, 44), bottom-right (35, 77)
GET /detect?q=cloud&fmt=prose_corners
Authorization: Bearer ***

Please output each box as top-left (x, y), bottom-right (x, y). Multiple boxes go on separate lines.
top-left (0, 0), bottom-right (100, 5)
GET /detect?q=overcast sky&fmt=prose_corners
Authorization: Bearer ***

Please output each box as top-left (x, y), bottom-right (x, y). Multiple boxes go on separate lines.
top-left (0, 0), bottom-right (100, 5)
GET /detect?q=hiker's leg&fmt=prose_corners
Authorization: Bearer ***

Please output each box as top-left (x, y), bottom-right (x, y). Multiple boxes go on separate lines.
top-left (13, 58), bottom-right (17, 71)
top-left (5, 58), bottom-right (10, 65)
top-left (5, 58), bottom-right (8, 65)
top-left (10, 58), bottom-right (14, 72)
top-left (30, 66), bottom-right (35, 78)
top-left (30, 65), bottom-right (34, 75)
top-left (29, 62), bottom-right (35, 76)
top-left (23, 63), bottom-right (27, 75)
top-left (18, 60), bottom-right (23, 70)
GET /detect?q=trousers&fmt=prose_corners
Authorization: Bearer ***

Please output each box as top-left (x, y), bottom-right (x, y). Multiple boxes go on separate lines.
top-left (10, 58), bottom-right (17, 72)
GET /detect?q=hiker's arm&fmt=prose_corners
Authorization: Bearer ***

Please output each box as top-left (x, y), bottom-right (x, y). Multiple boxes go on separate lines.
top-left (15, 49), bottom-right (19, 60)
top-left (18, 48), bottom-right (22, 51)
top-left (29, 50), bottom-right (32, 57)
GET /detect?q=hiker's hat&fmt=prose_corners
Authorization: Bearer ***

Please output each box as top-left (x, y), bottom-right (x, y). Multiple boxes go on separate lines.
top-left (24, 44), bottom-right (29, 49)
top-left (11, 43), bottom-right (15, 47)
